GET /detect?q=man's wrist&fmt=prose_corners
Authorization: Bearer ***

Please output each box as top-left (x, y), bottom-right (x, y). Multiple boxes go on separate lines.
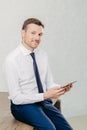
top-left (43, 92), bottom-right (49, 100)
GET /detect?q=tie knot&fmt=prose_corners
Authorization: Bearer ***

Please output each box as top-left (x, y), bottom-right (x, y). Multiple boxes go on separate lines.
top-left (30, 52), bottom-right (35, 59)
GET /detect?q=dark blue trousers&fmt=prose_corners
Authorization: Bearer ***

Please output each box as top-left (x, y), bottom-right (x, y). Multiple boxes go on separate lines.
top-left (11, 100), bottom-right (73, 130)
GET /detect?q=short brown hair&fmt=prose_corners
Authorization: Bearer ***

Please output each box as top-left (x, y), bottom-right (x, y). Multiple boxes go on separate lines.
top-left (22, 18), bottom-right (44, 30)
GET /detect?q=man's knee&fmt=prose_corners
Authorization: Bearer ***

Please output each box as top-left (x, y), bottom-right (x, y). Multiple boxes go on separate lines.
top-left (47, 126), bottom-right (56, 130)
top-left (35, 123), bottom-right (56, 130)
top-left (43, 124), bottom-right (56, 130)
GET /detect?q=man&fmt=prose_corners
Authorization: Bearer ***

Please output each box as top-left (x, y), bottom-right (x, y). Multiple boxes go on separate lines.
top-left (5, 18), bottom-right (73, 130)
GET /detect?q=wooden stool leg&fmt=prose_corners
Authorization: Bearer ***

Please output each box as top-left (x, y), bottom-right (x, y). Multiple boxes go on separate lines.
top-left (54, 99), bottom-right (61, 112)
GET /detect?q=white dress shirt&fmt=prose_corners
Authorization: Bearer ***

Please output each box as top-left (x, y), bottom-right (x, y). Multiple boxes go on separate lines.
top-left (5, 44), bottom-right (58, 105)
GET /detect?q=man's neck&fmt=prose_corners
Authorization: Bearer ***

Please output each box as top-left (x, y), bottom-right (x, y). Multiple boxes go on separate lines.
top-left (21, 41), bottom-right (34, 51)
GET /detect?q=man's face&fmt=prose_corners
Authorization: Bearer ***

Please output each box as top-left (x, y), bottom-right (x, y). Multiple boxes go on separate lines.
top-left (21, 23), bottom-right (43, 51)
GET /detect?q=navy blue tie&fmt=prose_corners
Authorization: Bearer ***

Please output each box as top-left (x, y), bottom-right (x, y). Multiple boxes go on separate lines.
top-left (30, 52), bottom-right (44, 93)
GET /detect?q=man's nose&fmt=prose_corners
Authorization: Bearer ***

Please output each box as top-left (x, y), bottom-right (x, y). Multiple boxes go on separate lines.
top-left (35, 35), bottom-right (40, 40)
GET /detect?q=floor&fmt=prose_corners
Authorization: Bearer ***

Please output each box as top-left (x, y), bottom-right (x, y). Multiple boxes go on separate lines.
top-left (68, 115), bottom-right (87, 130)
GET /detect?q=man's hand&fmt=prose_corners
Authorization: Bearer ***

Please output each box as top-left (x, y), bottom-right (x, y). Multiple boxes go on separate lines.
top-left (61, 83), bottom-right (73, 93)
top-left (43, 87), bottom-right (65, 100)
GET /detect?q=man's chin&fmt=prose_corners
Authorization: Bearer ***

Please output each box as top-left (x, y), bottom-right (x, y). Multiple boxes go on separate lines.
top-left (33, 45), bottom-right (39, 49)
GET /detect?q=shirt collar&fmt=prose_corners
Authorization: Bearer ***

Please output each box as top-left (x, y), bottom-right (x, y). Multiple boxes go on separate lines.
top-left (20, 43), bottom-right (37, 56)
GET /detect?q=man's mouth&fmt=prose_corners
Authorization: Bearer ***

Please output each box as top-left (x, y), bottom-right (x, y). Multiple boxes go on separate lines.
top-left (32, 41), bottom-right (39, 45)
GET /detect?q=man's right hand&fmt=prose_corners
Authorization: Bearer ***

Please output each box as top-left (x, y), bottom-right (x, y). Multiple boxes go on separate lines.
top-left (43, 87), bottom-right (65, 100)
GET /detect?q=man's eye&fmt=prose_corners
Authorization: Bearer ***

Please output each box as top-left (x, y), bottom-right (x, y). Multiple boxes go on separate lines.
top-left (39, 33), bottom-right (43, 36)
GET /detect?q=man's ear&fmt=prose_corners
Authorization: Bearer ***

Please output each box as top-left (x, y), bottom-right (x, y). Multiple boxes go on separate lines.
top-left (21, 30), bottom-right (25, 38)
